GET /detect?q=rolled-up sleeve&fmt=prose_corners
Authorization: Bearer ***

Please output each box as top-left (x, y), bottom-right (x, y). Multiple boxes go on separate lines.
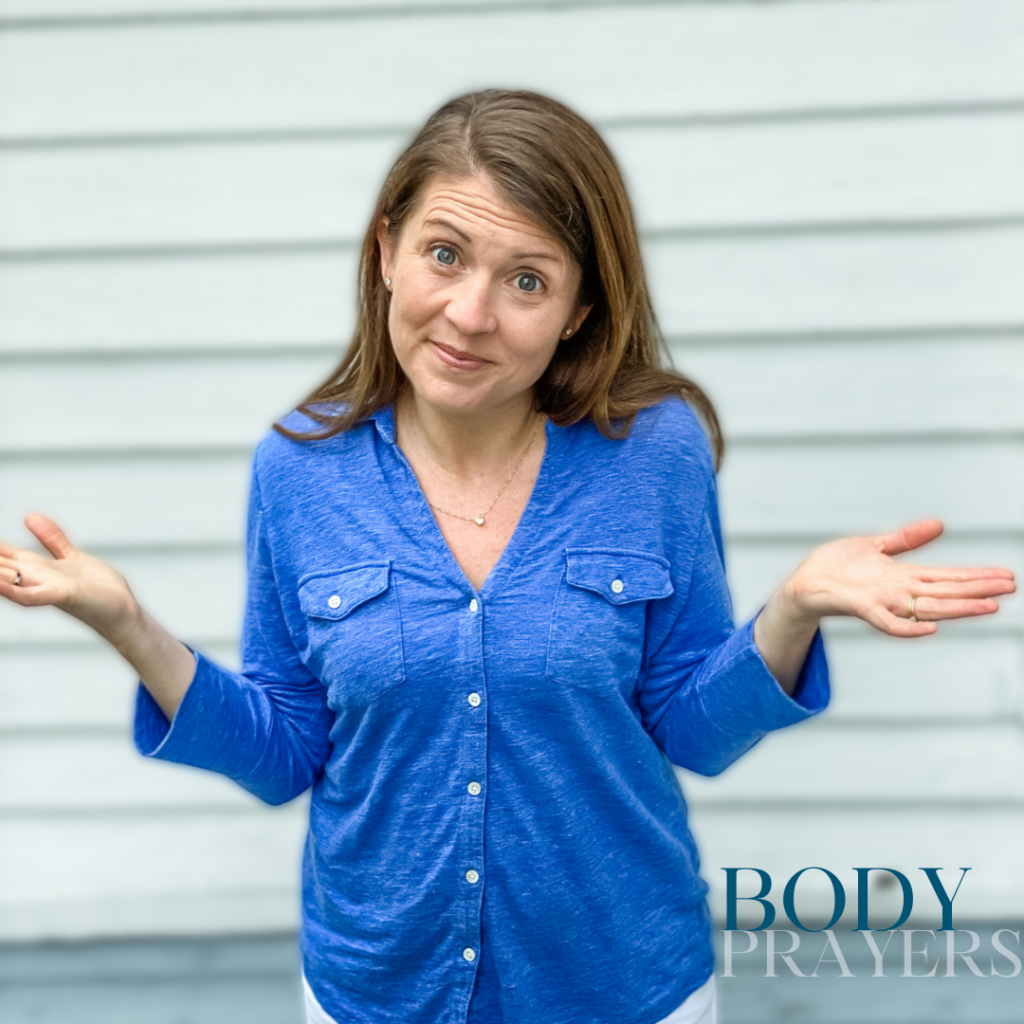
top-left (133, 459), bottom-right (334, 806)
top-left (639, 476), bottom-right (829, 776)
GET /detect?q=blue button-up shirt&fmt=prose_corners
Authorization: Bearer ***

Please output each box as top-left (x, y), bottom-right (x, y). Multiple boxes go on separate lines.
top-left (135, 397), bottom-right (828, 1024)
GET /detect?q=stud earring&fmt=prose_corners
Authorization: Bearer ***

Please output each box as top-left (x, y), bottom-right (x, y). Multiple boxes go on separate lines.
top-left (384, 278), bottom-right (391, 288)
top-left (564, 328), bottom-right (573, 336)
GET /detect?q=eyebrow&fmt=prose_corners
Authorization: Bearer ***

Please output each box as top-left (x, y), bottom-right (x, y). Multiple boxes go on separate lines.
top-left (422, 217), bottom-right (563, 263)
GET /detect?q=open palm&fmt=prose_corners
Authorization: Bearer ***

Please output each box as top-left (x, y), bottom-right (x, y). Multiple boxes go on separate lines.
top-left (786, 519), bottom-right (1015, 636)
top-left (0, 513), bottom-right (138, 643)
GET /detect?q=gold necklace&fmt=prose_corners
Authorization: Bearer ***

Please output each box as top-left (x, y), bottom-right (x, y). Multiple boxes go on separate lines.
top-left (397, 414), bottom-right (542, 527)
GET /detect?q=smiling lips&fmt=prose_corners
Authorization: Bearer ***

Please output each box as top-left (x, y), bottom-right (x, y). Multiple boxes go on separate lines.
top-left (430, 340), bottom-right (490, 371)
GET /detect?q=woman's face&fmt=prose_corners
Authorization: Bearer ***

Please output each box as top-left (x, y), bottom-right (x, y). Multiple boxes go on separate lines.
top-left (378, 173), bottom-right (591, 419)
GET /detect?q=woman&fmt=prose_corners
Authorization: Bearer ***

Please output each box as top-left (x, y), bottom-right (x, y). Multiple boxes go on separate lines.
top-left (0, 91), bottom-right (1014, 1024)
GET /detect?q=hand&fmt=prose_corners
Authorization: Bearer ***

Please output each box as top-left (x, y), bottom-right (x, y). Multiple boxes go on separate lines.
top-left (754, 519), bottom-right (1016, 694)
top-left (781, 519), bottom-right (1016, 637)
top-left (0, 513), bottom-right (141, 644)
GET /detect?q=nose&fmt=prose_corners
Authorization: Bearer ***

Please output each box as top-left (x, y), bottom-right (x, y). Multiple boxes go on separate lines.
top-left (444, 272), bottom-right (498, 336)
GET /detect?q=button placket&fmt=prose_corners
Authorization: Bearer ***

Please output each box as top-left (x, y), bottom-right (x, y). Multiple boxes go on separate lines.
top-left (458, 590), bottom-right (486, 978)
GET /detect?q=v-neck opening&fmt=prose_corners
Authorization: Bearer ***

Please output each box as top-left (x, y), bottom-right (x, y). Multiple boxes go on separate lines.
top-left (374, 405), bottom-right (557, 600)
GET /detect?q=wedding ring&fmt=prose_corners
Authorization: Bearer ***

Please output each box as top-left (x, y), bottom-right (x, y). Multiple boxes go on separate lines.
top-left (907, 595), bottom-right (917, 622)
top-left (13, 570), bottom-right (21, 586)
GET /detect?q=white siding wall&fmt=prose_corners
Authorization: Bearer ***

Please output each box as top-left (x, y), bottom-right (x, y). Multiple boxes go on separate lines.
top-left (1, 0), bottom-right (1021, 941)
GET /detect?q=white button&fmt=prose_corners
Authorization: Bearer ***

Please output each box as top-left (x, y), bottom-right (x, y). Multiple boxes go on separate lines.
top-left (467, 781), bottom-right (482, 796)
top-left (327, 594), bottom-right (342, 609)
top-left (467, 693), bottom-right (481, 707)
top-left (465, 869), bottom-right (480, 884)
top-left (611, 579), bottom-right (624, 594)
top-left (469, 598), bottom-right (479, 613)
top-left (463, 947), bottom-right (476, 961)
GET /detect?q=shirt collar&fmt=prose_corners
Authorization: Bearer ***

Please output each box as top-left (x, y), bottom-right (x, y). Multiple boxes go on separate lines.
top-left (367, 403), bottom-right (396, 445)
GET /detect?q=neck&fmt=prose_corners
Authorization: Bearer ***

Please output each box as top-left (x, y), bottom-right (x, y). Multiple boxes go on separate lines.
top-left (395, 390), bottom-right (543, 477)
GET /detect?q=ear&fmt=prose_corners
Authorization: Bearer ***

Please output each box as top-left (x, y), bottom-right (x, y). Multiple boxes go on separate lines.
top-left (376, 217), bottom-right (395, 284)
top-left (569, 303), bottom-right (593, 336)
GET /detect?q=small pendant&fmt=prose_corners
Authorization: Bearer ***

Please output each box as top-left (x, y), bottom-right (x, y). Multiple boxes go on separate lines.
top-left (474, 516), bottom-right (485, 526)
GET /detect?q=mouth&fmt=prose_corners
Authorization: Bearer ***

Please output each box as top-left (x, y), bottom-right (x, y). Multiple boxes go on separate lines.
top-left (429, 340), bottom-right (490, 371)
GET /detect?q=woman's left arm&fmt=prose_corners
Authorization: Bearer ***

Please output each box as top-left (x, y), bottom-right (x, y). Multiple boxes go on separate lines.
top-left (754, 519), bottom-right (1016, 696)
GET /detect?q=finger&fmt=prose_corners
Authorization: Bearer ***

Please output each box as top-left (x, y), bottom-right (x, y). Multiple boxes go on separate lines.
top-left (914, 578), bottom-right (1017, 600)
top-left (0, 564), bottom-right (22, 586)
top-left (910, 597), bottom-right (1001, 622)
top-left (24, 513), bottom-right (75, 560)
top-left (914, 566), bottom-right (1015, 584)
top-left (0, 578), bottom-right (49, 607)
top-left (875, 519), bottom-right (944, 557)
top-left (866, 605), bottom-right (938, 638)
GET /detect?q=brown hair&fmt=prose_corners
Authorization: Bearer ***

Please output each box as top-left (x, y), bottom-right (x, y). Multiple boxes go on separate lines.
top-left (274, 89), bottom-right (723, 467)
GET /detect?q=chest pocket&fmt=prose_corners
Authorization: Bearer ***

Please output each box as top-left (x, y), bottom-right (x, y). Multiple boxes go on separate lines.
top-left (546, 548), bottom-right (673, 696)
top-left (298, 563), bottom-right (405, 708)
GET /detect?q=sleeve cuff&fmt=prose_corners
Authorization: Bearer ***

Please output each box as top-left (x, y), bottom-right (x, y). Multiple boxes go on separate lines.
top-left (699, 617), bottom-right (830, 737)
top-left (133, 646), bottom-right (215, 765)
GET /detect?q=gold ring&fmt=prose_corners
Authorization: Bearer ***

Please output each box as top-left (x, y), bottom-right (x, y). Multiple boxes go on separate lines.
top-left (908, 595), bottom-right (917, 622)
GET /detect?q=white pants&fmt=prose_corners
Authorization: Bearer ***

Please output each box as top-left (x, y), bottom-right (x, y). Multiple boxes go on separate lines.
top-left (303, 972), bottom-right (716, 1024)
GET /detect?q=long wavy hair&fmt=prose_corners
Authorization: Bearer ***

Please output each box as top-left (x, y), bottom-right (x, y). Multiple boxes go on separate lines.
top-left (274, 89), bottom-right (723, 467)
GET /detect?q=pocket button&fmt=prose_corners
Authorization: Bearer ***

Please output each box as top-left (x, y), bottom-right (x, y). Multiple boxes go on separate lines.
top-left (610, 578), bottom-right (624, 594)
top-left (327, 594), bottom-right (341, 609)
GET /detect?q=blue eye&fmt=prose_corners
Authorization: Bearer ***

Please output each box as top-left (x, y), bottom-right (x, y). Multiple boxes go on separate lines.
top-left (433, 246), bottom-right (457, 266)
top-left (516, 274), bottom-right (540, 292)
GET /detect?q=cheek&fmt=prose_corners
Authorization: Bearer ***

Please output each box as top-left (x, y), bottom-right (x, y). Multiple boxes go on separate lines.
top-left (389, 271), bottom-right (440, 335)
top-left (508, 328), bottom-right (561, 379)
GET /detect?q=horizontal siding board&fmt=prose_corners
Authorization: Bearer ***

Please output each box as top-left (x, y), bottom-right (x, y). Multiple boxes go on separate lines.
top-left (0, 809), bottom-right (306, 940)
top-left (648, 227), bottom-right (1024, 335)
top-left (3, 336), bottom-right (1022, 455)
top-left (717, 439), bottom-right (1024, 537)
top-left (678, 723), bottom-right (1024, 804)
top-left (0, 0), bottom-right (525, 17)
top-left (823, 630), bottom-right (1023, 722)
top-left (4, 229), bottom-right (1022, 355)
top-left (0, 889), bottom-right (300, 942)
top-left (0, 807), bottom-right (307, 901)
top-left (0, 352), bottom-right (338, 452)
top-left (0, 734), bottom-right (263, 810)
top-left (0, 806), bottom-right (1021, 941)
top-left (9, 720), bottom-right (1024, 813)
top-left (0, 630), bottom-right (1015, 733)
top-left (5, 114), bottom-right (1024, 250)
top-left (3, 2), bottom-right (1024, 139)
top-left (0, 642), bottom-right (237, 728)
top-left (0, 549), bottom-right (245, 643)
top-left (0, 251), bottom-right (357, 354)
top-left (0, 136), bottom-right (399, 251)
top-left (0, 453), bottom-right (253, 547)
top-left (1, 537), bottom-right (1018, 643)
top-left (670, 335), bottom-right (1024, 441)
top-left (4, 438), bottom-right (1021, 550)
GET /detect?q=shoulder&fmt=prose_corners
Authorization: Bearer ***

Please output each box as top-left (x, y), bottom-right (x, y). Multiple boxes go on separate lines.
top-left (614, 396), bottom-right (716, 485)
top-left (251, 405), bottom-right (376, 498)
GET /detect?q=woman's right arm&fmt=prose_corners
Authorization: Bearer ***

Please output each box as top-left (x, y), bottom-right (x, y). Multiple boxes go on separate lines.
top-left (1, 467), bottom-right (334, 806)
top-left (0, 513), bottom-right (197, 720)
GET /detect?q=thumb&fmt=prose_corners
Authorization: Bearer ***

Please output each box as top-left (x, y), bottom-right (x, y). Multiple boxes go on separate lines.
top-left (24, 513), bottom-right (76, 559)
top-left (875, 518), bottom-right (944, 557)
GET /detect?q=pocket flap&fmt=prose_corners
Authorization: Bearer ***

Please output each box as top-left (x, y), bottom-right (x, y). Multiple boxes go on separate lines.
top-left (298, 563), bottom-right (391, 620)
top-left (564, 549), bottom-right (673, 605)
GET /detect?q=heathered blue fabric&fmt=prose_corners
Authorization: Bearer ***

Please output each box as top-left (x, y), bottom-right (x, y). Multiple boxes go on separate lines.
top-left (134, 397), bottom-right (828, 1024)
